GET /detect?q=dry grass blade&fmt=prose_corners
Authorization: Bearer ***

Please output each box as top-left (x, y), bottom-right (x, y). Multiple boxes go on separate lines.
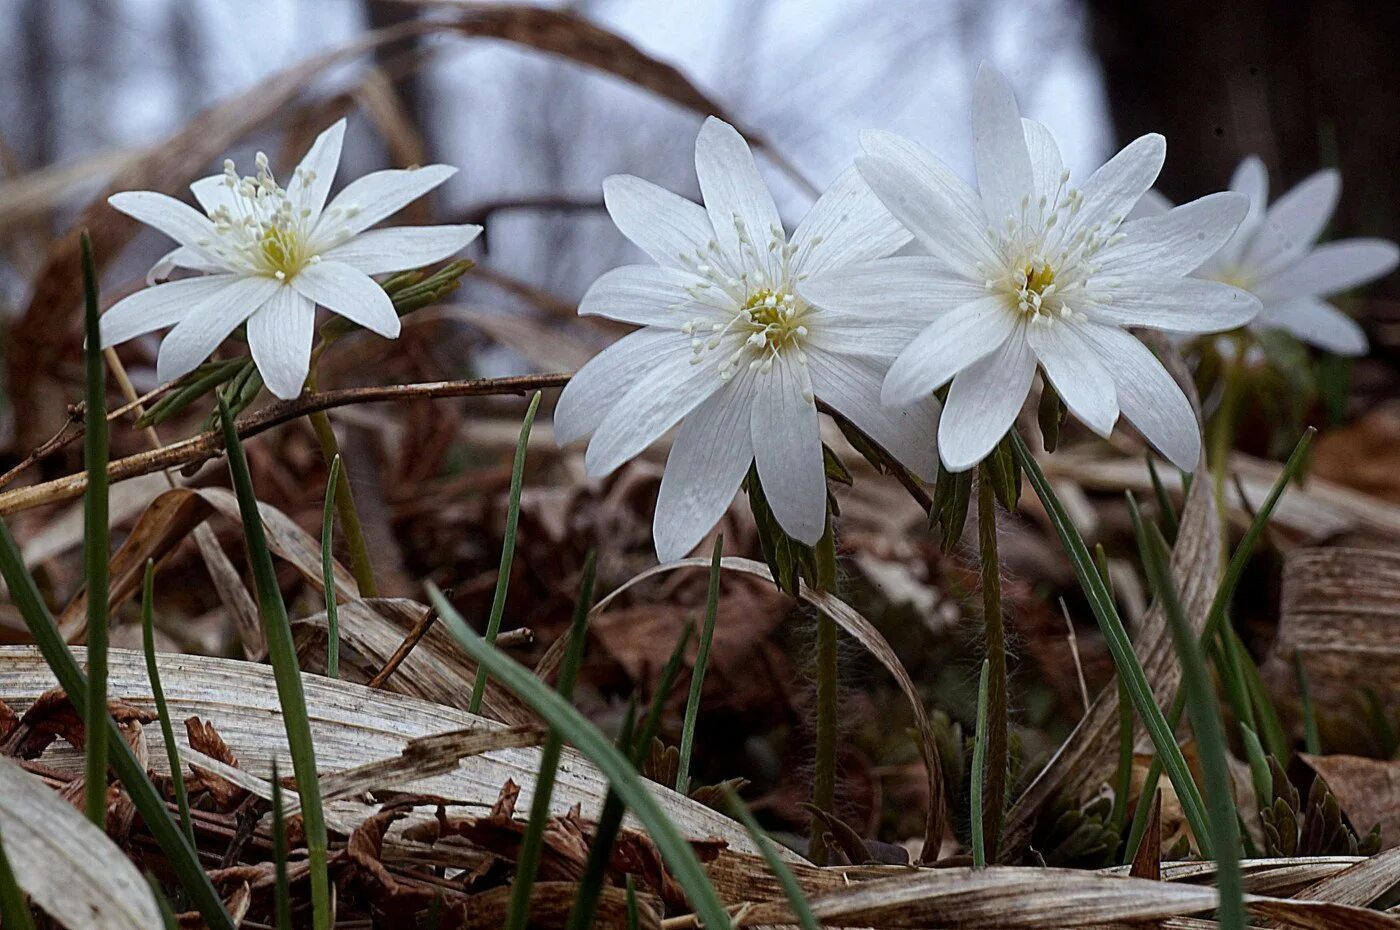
top-left (1293, 846), bottom-right (1400, 907)
top-left (586, 555), bottom-right (945, 862)
top-left (0, 646), bottom-right (769, 856)
top-left (732, 865), bottom-right (1400, 929)
top-left (0, 756), bottom-right (162, 929)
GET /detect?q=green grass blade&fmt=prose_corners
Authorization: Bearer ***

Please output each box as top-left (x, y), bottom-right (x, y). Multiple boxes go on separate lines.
top-left (625, 876), bottom-right (640, 930)
top-left (970, 658), bottom-right (990, 869)
top-left (1228, 625), bottom-right (1288, 761)
top-left (321, 454), bottom-right (342, 678)
top-left (1130, 505), bottom-right (1242, 929)
top-left (1009, 433), bottom-right (1212, 857)
top-left (1295, 655), bottom-right (1322, 755)
top-left (505, 549), bottom-right (594, 930)
top-left (149, 873), bottom-right (179, 930)
top-left (1146, 457), bottom-right (1179, 541)
top-left (217, 395), bottom-right (330, 930)
top-left (80, 231), bottom-right (110, 828)
top-left (677, 536), bottom-right (723, 794)
top-left (140, 561), bottom-right (194, 848)
top-left (470, 391), bottom-right (541, 714)
top-left (0, 522), bottom-right (233, 930)
top-left (1238, 723), bottom-right (1273, 813)
top-left (722, 786), bottom-right (820, 930)
top-left (0, 828), bottom-right (36, 930)
top-left (429, 584), bottom-right (734, 930)
top-left (1124, 428), bottom-right (1315, 863)
top-left (271, 761), bottom-right (292, 930)
top-left (1211, 626), bottom-right (1259, 739)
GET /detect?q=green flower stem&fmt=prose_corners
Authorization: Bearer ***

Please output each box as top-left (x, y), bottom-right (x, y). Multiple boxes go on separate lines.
top-left (1209, 337), bottom-right (1246, 526)
top-left (809, 521), bottom-right (839, 865)
top-left (976, 466), bottom-right (1008, 862)
top-left (304, 371), bottom-right (378, 598)
top-left (970, 658), bottom-right (991, 869)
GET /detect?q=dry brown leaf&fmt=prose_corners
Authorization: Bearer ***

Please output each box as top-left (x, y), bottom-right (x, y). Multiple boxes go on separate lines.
top-left (459, 881), bottom-right (662, 930)
top-left (0, 755), bottom-right (163, 929)
top-left (1294, 845), bottom-right (1400, 907)
top-left (1301, 753), bottom-right (1400, 849)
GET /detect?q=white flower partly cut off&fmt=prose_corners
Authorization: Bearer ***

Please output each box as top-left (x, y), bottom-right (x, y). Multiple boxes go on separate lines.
top-left (806, 64), bottom-right (1260, 474)
top-left (1133, 157), bottom-right (1399, 356)
top-left (101, 119), bottom-right (480, 399)
top-left (555, 117), bottom-right (940, 562)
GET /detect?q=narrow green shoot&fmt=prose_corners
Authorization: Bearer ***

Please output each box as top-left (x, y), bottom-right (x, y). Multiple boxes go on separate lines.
top-left (271, 762), bottom-right (292, 930)
top-left (809, 520), bottom-right (839, 865)
top-left (568, 627), bottom-right (691, 930)
top-left (321, 454), bottom-right (342, 678)
top-left (1129, 505), bottom-right (1242, 929)
top-left (677, 535), bottom-right (723, 794)
top-left (470, 391), bottom-right (541, 713)
top-left (217, 395), bottom-right (330, 930)
top-left (1146, 457), bottom-right (1179, 541)
top-left (722, 786), bottom-right (821, 930)
top-left (1295, 655), bottom-right (1322, 755)
top-left (80, 231), bottom-right (110, 828)
top-left (970, 658), bottom-right (991, 869)
top-left (149, 874), bottom-right (179, 930)
top-left (625, 876), bottom-right (640, 930)
top-left (1238, 724), bottom-right (1273, 814)
top-left (431, 584), bottom-right (733, 930)
top-left (975, 468), bottom-right (1007, 862)
top-left (1229, 626), bottom-right (1288, 761)
top-left (1010, 433), bottom-right (1212, 858)
top-left (0, 829), bottom-right (36, 930)
top-left (1124, 428), bottom-right (1315, 863)
top-left (1095, 546), bottom-right (1136, 846)
top-left (0, 523), bottom-right (233, 929)
top-left (505, 550), bottom-right (595, 930)
top-left (140, 561), bottom-right (194, 848)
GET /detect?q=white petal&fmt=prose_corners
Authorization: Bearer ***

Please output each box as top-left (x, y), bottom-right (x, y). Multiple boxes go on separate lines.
top-left (1218, 154), bottom-right (1268, 266)
top-left (1026, 321), bottom-right (1118, 437)
top-left (100, 275), bottom-right (247, 348)
top-left (751, 358), bottom-right (826, 545)
top-left (972, 63), bottom-right (1034, 228)
top-left (1083, 277), bottom-right (1259, 333)
top-left (288, 119), bottom-right (346, 226)
top-left (1067, 134), bottom-right (1165, 239)
top-left (578, 264), bottom-right (720, 329)
top-left (108, 191), bottom-right (225, 264)
top-left (554, 328), bottom-right (680, 446)
top-left (805, 305), bottom-right (929, 360)
top-left (190, 174), bottom-right (238, 215)
top-left (790, 166), bottom-right (911, 276)
top-left (806, 350), bottom-right (939, 482)
top-left (145, 246), bottom-right (227, 285)
top-left (1254, 297), bottom-right (1368, 356)
top-left (881, 295), bottom-right (1017, 407)
top-left (1125, 188), bottom-right (1173, 221)
top-left (1076, 322), bottom-right (1200, 470)
top-left (321, 224), bottom-right (481, 275)
top-left (291, 260), bottom-right (399, 337)
top-left (1097, 192), bottom-right (1249, 277)
top-left (155, 275), bottom-right (282, 384)
top-left (1022, 118), bottom-right (1064, 205)
top-left (1243, 168), bottom-right (1339, 274)
top-left (584, 339), bottom-right (727, 477)
top-left (1254, 238), bottom-right (1399, 300)
top-left (937, 326), bottom-right (1035, 472)
top-left (653, 368), bottom-right (757, 562)
top-left (799, 257), bottom-right (985, 324)
top-left (247, 286), bottom-right (316, 399)
top-left (601, 174), bottom-right (716, 271)
top-left (857, 130), bottom-right (1000, 272)
top-left (694, 117), bottom-right (783, 279)
top-left (314, 164), bottom-right (457, 241)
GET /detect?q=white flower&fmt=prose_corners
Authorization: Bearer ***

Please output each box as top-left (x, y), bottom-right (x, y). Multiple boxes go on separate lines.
top-left (805, 64), bottom-right (1261, 474)
top-left (1133, 156), bottom-right (1399, 356)
top-left (554, 117), bottom-right (939, 562)
top-left (100, 119), bottom-right (480, 399)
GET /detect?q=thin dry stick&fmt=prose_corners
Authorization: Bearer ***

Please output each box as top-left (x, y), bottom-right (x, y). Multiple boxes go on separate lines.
top-left (0, 373), bottom-right (572, 516)
top-left (1058, 596), bottom-right (1092, 715)
top-left (366, 601), bottom-right (441, 688)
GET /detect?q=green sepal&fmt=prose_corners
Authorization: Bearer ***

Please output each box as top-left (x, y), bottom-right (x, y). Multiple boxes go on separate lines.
top-left (929, 460), bottom-right (973, 553)
top-left (983, 433), bottom-right (1022, 511)
top-left (1037, 382), bottom-right (1066, 453)
top-left (744, 463), bottom-right (834, 597)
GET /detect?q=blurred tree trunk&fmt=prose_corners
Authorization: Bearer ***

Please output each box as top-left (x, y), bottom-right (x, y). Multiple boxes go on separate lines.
top-left (1087, 0), bottom-right (1398, 258)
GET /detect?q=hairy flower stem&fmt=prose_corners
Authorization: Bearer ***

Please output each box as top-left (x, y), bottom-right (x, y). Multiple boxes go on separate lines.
top-left (809, 524), bottom-right (839, 864)
top-left (976, 466), bottom-right (1007, 862)
top-left (1208, 339), bottom-right (1246, 534)
top-left (305, 371), bottom-right (378, 597)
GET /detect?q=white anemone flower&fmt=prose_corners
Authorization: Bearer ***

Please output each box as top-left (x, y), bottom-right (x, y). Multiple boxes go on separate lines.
top-left (100, 119), bottom-right (480, 399)
top-left (1133, 156), bottom-right (1399, 356)
top-left (554, 117), bottom-right (940, 562)
top-left (805, 64), bottom-right (1260, 474)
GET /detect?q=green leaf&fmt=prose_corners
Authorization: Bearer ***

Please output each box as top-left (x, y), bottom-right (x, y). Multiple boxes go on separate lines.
top-left (430, 586), bottom-right (734, 930)
top-left (80, 232), bottom-right (111, 829)
top-left (677, 536), bottom-right (723, 793)
top-left (271, 761), bottom-right (292, 930)
top-left (217, 394), bottom-right (331, 930)
top-left (1294, 655), bottom-right (1322, 756)
top-left (471, 392), bottom-right (541, 713)
top-left (745, 464), bottom-right (823, 596)
top-left (321, 455), bottom-right (342, 678)
top-left (140, 561), bottom-right (194, 848)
